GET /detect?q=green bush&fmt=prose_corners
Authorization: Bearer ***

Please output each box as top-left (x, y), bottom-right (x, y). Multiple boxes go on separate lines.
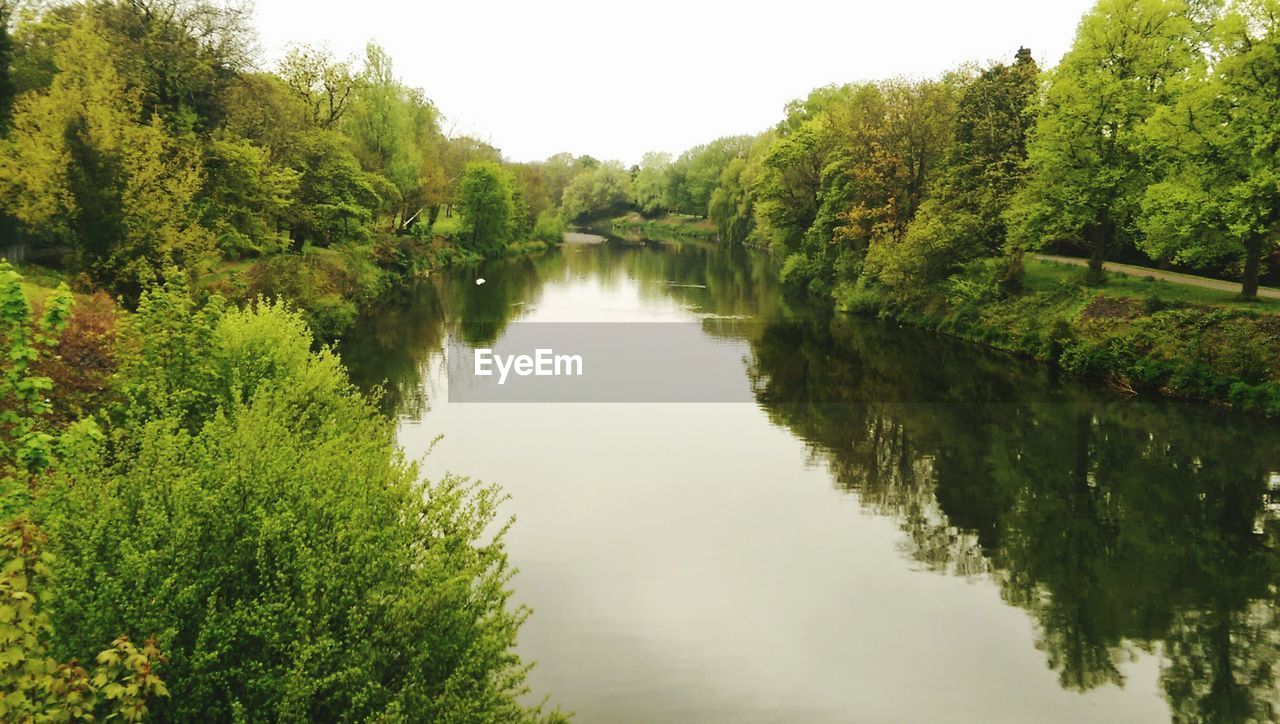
top-left (531, 211), bottom-right (566, 245)
top-left (43, 283), bottom-right (563, 722)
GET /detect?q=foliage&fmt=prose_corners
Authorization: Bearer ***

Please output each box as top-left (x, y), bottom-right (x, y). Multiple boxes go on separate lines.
top-left (199, 136), bottom-right (299, 258)
top-left (631, 151), bottom-right (671, 216)
top-left (0, 516), bottom-right (170, 723)
top-left (1005, 0), bottom-right (1201, 275)
top-left (531, 210), bottom-right (565, 245)
top-left (0, 14), bottom-right (213, 299)
top-left (0, 0), bottom-right (13, 131)
top-left (44, 284), bottom-right (562, 720)
top-left (560, 162), bottom-right (632, 222)
top-left (457, 161), bottom-right (515, 255)
top-left (664, 136), bottom-right (751, 217)
top-left (0, 262), bottom-right (70, 505)
top-left (285, 130), bottom-right (383, 248)
top-left (868, 49), bottom-right (1039, 289)
top-left (1138, 0), bottom-right (1280, 297)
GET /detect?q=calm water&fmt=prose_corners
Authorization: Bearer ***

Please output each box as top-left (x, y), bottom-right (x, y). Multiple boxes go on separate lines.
top-left (340, 238), bottom-right (1280, 723)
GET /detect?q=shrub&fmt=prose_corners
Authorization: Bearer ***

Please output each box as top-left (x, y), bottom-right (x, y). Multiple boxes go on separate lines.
top-left (45, 284), bottom-right (562, 721)
top-left (531, 211), bottom-right (566, 245)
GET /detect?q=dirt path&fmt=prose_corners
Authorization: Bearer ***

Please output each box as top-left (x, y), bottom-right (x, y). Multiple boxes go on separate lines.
top-left (1032, 254), bottom-right (1280, 301)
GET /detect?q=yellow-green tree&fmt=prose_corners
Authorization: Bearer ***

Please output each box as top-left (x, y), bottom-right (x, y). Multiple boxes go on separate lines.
top-left (1139, 0), bottom-right (1280, 298)
top-left (0, 15), bottom-right (212, 299)
top-left (1006, 0), bottom-right (1201, 280)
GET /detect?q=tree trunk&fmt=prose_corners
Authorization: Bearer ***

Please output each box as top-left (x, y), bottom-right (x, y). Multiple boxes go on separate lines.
top-left (1241, 234), bottom-right (1262, 299)
top-left (1084, 221), bottom-right (1108, 286)
top-left (1088, 225), bottom-right (1106, 274)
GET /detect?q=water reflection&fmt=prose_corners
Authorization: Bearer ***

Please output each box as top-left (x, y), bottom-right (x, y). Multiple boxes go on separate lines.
top-left (340, 239), bottom-right (1280, 721)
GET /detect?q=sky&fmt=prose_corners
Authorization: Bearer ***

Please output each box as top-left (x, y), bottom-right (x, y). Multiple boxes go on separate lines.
top-left (251, 0), bottom-right (1098, 165)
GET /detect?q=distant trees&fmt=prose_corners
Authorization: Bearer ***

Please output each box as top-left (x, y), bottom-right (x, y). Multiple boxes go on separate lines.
top-left (615, 0), bottom-right (1275, 301)
top-left (561, 161), bottom-right (631, 222)
top-left (0, 2), bottom-right (589, 304)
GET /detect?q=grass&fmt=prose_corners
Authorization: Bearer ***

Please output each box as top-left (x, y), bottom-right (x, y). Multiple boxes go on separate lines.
top-left (430, 215), bottom-right (462, 237)
top-left (1026, 258), bottom-right (1280, 314)
top-left (608, 212), bottom-right (718, 240)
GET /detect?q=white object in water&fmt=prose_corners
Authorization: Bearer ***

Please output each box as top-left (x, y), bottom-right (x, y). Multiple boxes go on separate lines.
top-left (475, 278), bottom-right (486, 285)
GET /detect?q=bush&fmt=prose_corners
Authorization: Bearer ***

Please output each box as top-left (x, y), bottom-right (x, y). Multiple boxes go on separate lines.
top-left (531, 211), bottom-right (566, 245)
top-left (240, 246), bottom-right (389, 340)
top-left (44, 284), bottom-right (563, 721)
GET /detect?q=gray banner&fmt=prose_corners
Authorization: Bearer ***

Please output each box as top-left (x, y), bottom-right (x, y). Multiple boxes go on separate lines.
top-left (447, 322), bottom-right (756, 402)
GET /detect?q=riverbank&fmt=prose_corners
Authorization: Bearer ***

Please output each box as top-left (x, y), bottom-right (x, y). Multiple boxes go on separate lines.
top-left (607, 212), bottom-right (718, 241)
top-left (842, 256), bottom-right (1280, 416)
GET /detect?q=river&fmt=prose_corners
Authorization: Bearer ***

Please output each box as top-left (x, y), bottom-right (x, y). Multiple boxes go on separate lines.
top-left (340, 236), bottom-right (1280, 723)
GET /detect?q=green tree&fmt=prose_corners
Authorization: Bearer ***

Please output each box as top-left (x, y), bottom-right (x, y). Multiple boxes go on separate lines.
top-left (560, 161), bottom-right (632, 222)
top-left (92, 0), bottom-right (254, 133)
top-left (1006, 0), bottom-right (1201, 280)
top-left (664, 137), bottom-right (750, 216)
top-left (0, 15), bottom-right (213, 298)
top-left (0, 0), bottom-right (14, 130)
top-left (345, 43), bottom-right (438, 229)
top-left (708, 133), bottom-right (771, 244)
top-left (632, 151), bottom-right (671, 216)
top-left (286, 130), bottom-right (383, 247)
top-left (870, 50), bottom-right (1039, 288)
top-left (1139, 0), bottom-right (1280, 298)
top-left (457, 160), bottom-right (515, 254)
top-left (199, 136), bottom-right (300, 258)
top-left (278, 43), bottom-right (356, 130)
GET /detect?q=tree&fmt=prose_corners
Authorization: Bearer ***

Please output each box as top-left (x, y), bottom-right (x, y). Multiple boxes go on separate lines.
top-left (0, 0), bottom-right (14, 130)
top-left (0, 15), bottom-right (213, 299)
top-left (708, 133), bottom-right (771, 244)
top-left (756, 79), bottom-right (959, 297)
top-left (345, 43), bottom-right (434, 229)
top-left (286, 130), bottom-right (383, 247)
top-left (438, 135), bottom-right (501, 215)
top-left (559, 162), bottom-right (631, 222)
top-left (92, 0), bottom-right (254, 133)
top-left (869, 49), bottom-right (1039, 288)
top-left (198, 136), bottom-right (300, 258)
top-left (1006, 0), bottom-right (1201, 280)
top-left (457, 160), bottom-right (514, 254)
top-left (277, 44), bottom-right (357, 130)
top-left (664, 136), bottom-right (750, 216)
top-left (631, 151), bottom-right (671, 216)
top-left (1139, 0), bottom-right (1280, 298)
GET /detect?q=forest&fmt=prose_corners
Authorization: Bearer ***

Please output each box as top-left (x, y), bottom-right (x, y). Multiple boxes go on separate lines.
top-left (0, 0), bottom-right (1278, 719)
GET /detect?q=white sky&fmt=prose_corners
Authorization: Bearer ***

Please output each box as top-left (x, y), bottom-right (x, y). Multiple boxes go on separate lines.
top-left (251, 0), bottom-right (1097, 165)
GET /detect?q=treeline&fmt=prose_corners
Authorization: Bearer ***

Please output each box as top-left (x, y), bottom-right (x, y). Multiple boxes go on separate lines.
top-left (620, 0), bottom-right (1279, 302)
top-left (0, 0), bottom-right (596, 315)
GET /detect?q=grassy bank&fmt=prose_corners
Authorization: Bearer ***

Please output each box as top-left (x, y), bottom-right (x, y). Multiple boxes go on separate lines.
top-left (608, 212), bottom-right (718, 241)
top-left (846, 257), bottom-right (1280, 416)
